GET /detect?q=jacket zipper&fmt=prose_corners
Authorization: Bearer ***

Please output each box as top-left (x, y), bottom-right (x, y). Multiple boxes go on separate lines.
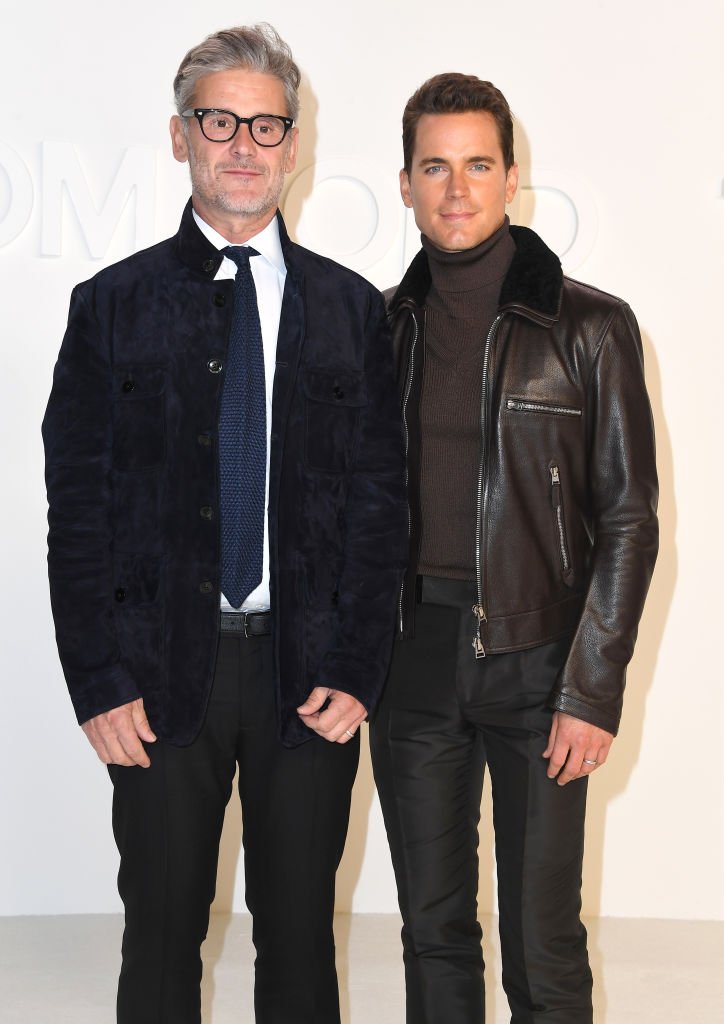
top-left (472, 314), bottom-right (504, 658)
top-left (398, 310), bottom-right (420, 631)
top-left (549, 464), bottom-right (570, 574)
top-left (506, 399), bottom-right (581, 417)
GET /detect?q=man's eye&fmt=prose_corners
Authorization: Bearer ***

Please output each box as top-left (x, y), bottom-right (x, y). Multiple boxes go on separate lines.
top-left (424, 166), bottom-right (444, 175)
top-left (206, 115), bottom-right (232, 131)
top-left (470, 163), bottom-right (488, 172)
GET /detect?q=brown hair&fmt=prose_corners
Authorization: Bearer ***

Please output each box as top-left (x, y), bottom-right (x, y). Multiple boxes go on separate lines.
top-left (402, 73), bottom-right (514, 173)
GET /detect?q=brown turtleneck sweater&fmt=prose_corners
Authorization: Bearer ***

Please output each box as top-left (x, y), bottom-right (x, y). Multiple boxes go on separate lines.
top-left (418, 218), bottom-right (516, 580)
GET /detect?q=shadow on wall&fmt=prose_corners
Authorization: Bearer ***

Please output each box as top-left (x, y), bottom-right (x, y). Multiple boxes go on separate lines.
top-left (580, 328), bottom-right (675, 918)
top-left (280, 76), bottom-right (318, 239)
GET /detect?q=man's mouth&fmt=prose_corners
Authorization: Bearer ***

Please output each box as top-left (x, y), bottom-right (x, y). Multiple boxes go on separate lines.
top-left (220, 164), bottom-right (265, 177)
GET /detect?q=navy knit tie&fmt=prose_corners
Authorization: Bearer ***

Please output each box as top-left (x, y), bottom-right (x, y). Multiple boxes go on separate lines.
top-left (218, 245), bottom-right (266, 608)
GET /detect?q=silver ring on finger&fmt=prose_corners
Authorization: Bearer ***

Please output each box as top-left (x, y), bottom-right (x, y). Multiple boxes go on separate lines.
top-left (583, 758), bottom-right (598, 766)
top-left (344, 729), bottom-right (355, 739)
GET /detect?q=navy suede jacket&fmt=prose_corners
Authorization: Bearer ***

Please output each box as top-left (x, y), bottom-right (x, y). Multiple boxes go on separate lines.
top-left (43, 202), bottom-right (407, 747)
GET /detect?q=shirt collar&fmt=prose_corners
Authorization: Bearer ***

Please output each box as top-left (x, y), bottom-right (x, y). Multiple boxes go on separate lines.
top-left (191, 207), bottom-right (286, 275)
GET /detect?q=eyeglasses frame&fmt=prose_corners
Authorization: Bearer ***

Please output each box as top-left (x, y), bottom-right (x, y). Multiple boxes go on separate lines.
top-left (181, 108), bottom-right (294, 147)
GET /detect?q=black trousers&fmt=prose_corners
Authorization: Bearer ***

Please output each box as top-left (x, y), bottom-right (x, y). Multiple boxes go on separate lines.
top-left (370, 578), bottom-right (593, 1024)
top-left (108, 631), bottom-right (359, 1024)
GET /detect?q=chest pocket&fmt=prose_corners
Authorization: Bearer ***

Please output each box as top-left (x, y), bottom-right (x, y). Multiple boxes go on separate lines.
top-left (112, 365), bottom-right (167, 471)
top-left (505, 397), bottom-right (582, 418)
top-left (302, 368), bottom-right (367, 474)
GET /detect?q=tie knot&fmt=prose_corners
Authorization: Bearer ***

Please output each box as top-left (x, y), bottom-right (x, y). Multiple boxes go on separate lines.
top-left (222, 245), bottom-right (259, 269)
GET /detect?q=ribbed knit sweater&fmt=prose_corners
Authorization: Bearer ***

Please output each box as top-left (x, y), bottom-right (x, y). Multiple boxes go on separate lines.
top-left (418, 218), bottom-right (516, 579)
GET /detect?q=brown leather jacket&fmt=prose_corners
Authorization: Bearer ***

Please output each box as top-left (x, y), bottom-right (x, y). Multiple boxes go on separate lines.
top-left (389, 226), bottom-right (658, 735)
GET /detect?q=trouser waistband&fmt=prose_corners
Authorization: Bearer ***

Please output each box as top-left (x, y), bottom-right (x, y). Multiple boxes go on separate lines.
top-left (219, 610), bottom-right (271, 637)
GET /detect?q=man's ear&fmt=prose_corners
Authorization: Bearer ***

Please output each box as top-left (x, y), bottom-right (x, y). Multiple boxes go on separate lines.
top-left (400, 168), bottom-right (413, 209)
top-left (505, 162), bottom-right (519, 204)
top-left (169, 116), bottom-right (190, 164)
top-left (284, 126), bottom-right (299, 174)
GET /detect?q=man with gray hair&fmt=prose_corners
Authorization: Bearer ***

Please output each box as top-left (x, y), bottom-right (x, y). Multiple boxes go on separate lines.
top-left (43, 23), bottom-right (406, 1023)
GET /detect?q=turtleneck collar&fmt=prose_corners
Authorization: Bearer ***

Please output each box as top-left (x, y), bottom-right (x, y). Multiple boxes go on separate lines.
top-left (421, 216), bottom-right (515, 296)
top-left (419, 217), bottom-right (516, 321)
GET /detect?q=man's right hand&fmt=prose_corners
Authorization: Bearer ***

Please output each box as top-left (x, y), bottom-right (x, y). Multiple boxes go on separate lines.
top-left (81, 697), bottom-right (157, 767)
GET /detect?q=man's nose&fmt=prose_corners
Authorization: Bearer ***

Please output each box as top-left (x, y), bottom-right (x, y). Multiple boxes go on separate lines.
top-left (229, 125), bottom-right (258, 157)
top-left (446, 170), bottom-right (469, 198)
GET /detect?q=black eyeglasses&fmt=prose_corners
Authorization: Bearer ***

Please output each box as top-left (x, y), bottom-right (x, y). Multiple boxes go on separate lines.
top-left (181, 108), bottom-right (294, 146)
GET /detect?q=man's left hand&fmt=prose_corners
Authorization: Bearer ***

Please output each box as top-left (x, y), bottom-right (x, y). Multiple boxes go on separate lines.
top-left (297, 687), bottom-right (367, 744)
top-left (543, 711), bottom-right (614, 786)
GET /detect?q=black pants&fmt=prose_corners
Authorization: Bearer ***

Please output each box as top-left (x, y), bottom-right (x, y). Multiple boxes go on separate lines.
top-left (370, 578), bottom-right (592, 1024)
top-left (109, 632), bottom-right (359, 1024)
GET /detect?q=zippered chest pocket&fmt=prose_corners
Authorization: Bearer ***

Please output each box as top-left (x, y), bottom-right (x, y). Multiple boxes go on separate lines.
top-left (506, 397), bottom-right (582, 418)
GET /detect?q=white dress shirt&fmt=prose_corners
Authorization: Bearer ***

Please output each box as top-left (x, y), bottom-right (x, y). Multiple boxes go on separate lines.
top-left (192, 208), bottom-right (287, 612)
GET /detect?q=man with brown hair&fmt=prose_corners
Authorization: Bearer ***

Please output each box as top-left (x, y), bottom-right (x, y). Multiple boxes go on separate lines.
top-left (43, 23), bottom-right (406, 1024)
top-left (370, 73), bottom-right (658, 1023)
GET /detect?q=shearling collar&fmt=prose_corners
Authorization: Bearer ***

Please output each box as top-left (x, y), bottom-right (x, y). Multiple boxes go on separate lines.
top-left (389, 225), bottom-right (563, 325)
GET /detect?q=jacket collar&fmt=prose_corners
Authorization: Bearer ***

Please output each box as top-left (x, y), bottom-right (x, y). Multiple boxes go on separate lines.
top-left (175, 198), bottom-right (297, 280)
top-left (389, 225), bottom-right (563, 325)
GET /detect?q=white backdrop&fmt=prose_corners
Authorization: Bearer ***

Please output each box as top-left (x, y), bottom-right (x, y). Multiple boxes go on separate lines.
top-left (1, 0), bottom-right (722, 921)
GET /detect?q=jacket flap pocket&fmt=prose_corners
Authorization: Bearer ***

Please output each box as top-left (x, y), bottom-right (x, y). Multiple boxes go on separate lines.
top-left (114, 365), bottom-right (167, 399)
top-left (302, 368), bottom-right (367, 407)
top-left (113, 552), bottom-right (162, 605)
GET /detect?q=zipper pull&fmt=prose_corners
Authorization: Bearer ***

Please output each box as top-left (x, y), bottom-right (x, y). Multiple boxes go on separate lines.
top-left (550, 465), bottom-right (561, 508)
top-left (471, 606), bottom-right (486, 658)
top-left (472, 634), bottom-right (486, 659)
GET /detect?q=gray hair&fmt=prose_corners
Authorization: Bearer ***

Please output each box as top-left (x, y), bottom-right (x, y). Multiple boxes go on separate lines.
top-left (173, 23), bottom-right (301, 121)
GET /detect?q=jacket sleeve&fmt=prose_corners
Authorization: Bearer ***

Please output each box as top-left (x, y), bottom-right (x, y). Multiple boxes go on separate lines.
top-left (313, 289), bottom-right (408, 713)
top-left (42, 284), bottom-right (141, 724)
top-left (550, 302), bottom-right (658, 734)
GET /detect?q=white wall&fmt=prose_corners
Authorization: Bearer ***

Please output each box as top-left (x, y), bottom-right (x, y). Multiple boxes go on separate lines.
top-left (1, 0), bottom-right (722, 921)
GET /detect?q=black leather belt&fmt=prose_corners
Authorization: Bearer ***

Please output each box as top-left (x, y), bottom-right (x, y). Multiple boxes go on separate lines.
top-left (220, 610), bottom-right (272, 637)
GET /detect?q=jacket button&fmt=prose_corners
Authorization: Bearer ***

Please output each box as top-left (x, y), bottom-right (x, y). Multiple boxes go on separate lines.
top-left (333, 386), bottom-right (345, 400)
top-left (198, 433), bottom-right (212, 447)
top-left (213, 293), bottom-right (226, 307)
top-left (199, 580), bottom-right (214, 594)
top-left (202, 258), bottom-right (215, 273)
top-left (115, 587), bottom-right (126, 602)
top-left (200, 506), bottom-right (214, 520)
top-left (122, 380), bottom-right (135, 393)
top-left (207, 359), bottom-right (223, 374)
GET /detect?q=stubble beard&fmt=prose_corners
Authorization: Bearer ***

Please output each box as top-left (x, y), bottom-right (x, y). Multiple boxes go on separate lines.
top-left (190, 156), bottom-right (287, 220)
top-left (212, 173), bottom-right (285, 218)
